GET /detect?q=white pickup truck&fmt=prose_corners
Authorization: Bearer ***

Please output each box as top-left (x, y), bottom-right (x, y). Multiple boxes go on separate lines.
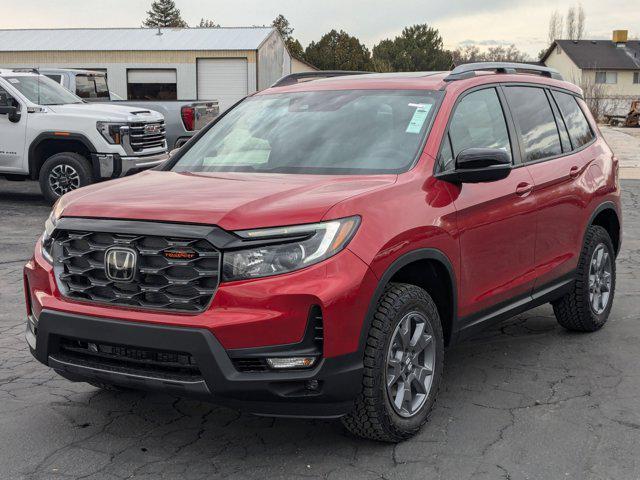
top-left (0, 69), bottom-right (168, 202)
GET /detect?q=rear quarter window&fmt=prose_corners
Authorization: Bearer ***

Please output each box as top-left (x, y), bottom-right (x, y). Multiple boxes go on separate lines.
top-left (552, 91), bottom-right (595, 148)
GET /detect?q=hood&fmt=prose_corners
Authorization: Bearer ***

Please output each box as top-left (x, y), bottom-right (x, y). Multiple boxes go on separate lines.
top-left (47, 103), bottom-right (164, 123)
top-left (59, 170), bottom-right (397, 230)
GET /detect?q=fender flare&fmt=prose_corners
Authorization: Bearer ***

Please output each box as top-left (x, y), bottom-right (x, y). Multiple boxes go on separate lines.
top-left (28, 132), bottom-right (98, 179)
top-left (357, 248), bottom-right (458, 353)
top-left (586, 200), bottom-right (621, 254)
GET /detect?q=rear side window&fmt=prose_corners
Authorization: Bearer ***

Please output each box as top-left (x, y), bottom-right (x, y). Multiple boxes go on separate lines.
top-left (552, 91), bottom-right (595, 148)
top-left (438, 88), bottom-right (512, 172)
top-left (504, 86), bottom-right (562, 162)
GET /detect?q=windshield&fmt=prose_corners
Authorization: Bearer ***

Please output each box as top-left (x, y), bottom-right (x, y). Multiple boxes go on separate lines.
top-left (171, 89), bottom-right (441, 175)
top-left (5, 75), bottom-right (83, 105)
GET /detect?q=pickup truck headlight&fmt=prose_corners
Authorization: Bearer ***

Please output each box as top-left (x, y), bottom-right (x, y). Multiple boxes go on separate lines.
top-left (96, 121), bottom-right (128, 144)
top-left (41, 201), bottom-right (64, 264)
top-left (222, 217), bottom-right (360, 281)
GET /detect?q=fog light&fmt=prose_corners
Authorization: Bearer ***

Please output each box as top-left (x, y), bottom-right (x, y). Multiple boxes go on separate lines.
top-left (266, 357), bottom-right (317, 370)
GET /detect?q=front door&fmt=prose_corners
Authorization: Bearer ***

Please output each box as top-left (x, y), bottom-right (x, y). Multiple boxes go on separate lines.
top-left (436, 87), bottom-right (538, 322)
top-left (0, 82), bottom-right (27, 172)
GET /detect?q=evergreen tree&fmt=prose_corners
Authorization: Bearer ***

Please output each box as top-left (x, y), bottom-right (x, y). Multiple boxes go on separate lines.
top-left (198, 18), bottom-right (220, 28)
top-left (305, 30), bottom-right (371, 71)
top-left (272, 14), bottom-right (305, 59)
top-left (142, 0), bottom-right (188, 28)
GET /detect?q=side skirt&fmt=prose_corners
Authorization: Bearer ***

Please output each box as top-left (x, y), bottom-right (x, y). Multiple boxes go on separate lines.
top-left (454, 272), bottom-right (575, 343)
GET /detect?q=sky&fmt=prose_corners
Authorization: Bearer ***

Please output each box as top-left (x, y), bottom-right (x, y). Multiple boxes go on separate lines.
top-left (0, 0), bottom-right (638, 57)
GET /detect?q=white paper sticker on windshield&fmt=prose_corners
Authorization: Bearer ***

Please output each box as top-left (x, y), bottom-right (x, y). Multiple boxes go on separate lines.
top-left (406, 104), bottom-right (432, 134)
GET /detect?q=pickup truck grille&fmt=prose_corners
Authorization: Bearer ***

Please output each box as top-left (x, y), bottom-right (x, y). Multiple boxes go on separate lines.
top-left (128, 121), bottom-right (166, 152)
top-left (52, 230), bottom-right (220, 312)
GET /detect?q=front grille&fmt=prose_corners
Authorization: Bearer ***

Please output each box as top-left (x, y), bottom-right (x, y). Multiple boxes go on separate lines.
top-left (53, 230), bottom-right (220, 312)
top-left (128, 121), bottom-right (166, 152)
top-left (58, 337), bottom-right (202, 381)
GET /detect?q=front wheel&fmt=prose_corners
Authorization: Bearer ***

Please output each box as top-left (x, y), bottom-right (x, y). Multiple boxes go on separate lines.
top-left (342, 283), bottom-right (444, 442)
top-left (553, 225), bottom-right (616, 332)
top-left (39, 152), bottom-right (93, 203)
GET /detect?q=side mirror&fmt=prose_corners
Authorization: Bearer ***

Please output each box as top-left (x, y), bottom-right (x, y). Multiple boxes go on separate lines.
top-left (438, 148), bottom-right (511, 184)
top-left (0, 105), bottom-right (21, 123)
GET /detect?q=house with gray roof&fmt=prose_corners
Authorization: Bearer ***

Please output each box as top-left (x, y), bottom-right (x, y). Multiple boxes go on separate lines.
top-left (542, 30), bottom-right (640, 115)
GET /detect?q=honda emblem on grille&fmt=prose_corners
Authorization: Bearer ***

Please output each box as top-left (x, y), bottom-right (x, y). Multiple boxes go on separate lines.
top-left (105, 247), bottom-right (137, 282)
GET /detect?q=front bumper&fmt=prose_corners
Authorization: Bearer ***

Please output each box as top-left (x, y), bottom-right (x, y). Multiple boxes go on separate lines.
top-left (28, 310), bottom-right (362, 418)
top-left (93, 152), bottom-right (168, 179)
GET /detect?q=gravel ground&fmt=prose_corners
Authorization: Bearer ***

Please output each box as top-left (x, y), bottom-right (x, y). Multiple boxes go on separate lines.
top-left (0, 176), bottom-right (639, 480)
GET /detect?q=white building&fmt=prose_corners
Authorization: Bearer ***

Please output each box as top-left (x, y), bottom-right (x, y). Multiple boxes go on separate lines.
top-left (0, 27), bottom-right (310, 111)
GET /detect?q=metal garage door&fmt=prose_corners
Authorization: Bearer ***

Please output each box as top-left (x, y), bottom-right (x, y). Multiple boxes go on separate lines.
top-left (197, 58), bottom-right (248, 112)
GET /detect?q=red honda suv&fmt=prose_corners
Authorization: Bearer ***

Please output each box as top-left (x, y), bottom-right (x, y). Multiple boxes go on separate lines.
top-left (25, 64), bottom-right (621, 442)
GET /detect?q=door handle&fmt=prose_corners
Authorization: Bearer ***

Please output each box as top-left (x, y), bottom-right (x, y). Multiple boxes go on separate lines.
top-left (569, 166), bottom-right (580, 178)
top-left (515, 182), bottom-right (533, 197)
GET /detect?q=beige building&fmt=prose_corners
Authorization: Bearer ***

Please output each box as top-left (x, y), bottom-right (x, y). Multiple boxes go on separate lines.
top-left (291, 56), bottom-right (319, 74)
top-left (542, 30), bottom-right (640, 115)
top-left (0, 27), bottom-right (295, 111)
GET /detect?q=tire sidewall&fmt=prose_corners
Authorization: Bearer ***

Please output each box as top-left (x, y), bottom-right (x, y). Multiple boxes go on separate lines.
top-left (39, 153), bottom-right (92, 203)
top-left (377, 290), bottom-right (445, 435)
top-left (581, 228), bottom-right (616, 327)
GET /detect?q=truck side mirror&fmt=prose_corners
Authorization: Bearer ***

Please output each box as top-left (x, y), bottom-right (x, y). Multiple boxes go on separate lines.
top-left (0, 104), bottom-right (21, 123)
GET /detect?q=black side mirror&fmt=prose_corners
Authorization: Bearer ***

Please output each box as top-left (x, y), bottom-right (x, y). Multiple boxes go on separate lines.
top-left (438, 148), bottom-right (511, 184)
top-left (0, 104), bottom-right (21, 123)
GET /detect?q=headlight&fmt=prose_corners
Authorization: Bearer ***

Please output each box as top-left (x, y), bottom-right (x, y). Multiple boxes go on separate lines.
top-left (222, 216), bottom-right (360, 281)
top-left (96, 121), bottom-right (128, 144)
top-left (41, 201), bottom-right (64, 264)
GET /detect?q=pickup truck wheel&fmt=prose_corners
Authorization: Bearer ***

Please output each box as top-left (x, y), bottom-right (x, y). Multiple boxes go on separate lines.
top-left (342, 283), bottom-right (444, 442)
top-left (552, 225), bottom-right (616, 332)
top-left (39, 152), bottom-right (93, 203)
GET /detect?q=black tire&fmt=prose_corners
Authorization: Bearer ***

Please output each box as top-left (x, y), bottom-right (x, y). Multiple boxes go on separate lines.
top-left (38, 152), bottom-right (93, 203)
top-left (342, 283), bottom-right (444, 442)
top-left (552, 225), bottom-right (616, 332)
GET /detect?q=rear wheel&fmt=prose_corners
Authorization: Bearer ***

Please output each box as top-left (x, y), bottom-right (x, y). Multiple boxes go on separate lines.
top-left (553, 225), bottom-right (616, 332)
top-left (342, 283), bottom-right (444, 442)
top-left (39, 152), bottom-right (93, 203)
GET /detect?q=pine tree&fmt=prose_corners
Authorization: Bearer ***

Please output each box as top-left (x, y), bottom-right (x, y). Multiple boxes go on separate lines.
top-left (198, 18), bottom-right (220, 28)
top-left (142, 0), bottom-right (188, 28)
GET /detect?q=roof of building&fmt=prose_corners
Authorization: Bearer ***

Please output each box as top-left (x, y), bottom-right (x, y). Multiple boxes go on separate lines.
top-left (0, 27), bottom-right (276, 52)
top-left (542, 39), bottom-right (640, 70)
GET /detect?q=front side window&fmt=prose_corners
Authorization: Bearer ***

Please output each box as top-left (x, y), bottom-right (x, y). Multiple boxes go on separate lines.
top-left (552, 91), bottom-right (595, 148)
top-left (3, 75), bottom-right (82, 105)
top-left (171, 89), bottom-right (441, 175)
top-left (595, 71), bottom-right (617, 84)
top-left (44, 74), bottom-right (62, 84)
top-left (438, 88), bottom-right (512, 172)
top-left (504, 86), bottom-right (562, 162)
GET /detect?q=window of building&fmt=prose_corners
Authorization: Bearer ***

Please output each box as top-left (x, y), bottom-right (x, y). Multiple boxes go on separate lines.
top-left (595, 71), bottom-right (618, 84)
top-left (552, 91), bottom-right (595, 148)
top-left (634, 72), bottom-right (640, 84)
top-left (438, 88), bottom-right (512, 172)
top-left (504, 86), bottom-right (562, 162)
top-left (127, 69), bottom-right (177, 100)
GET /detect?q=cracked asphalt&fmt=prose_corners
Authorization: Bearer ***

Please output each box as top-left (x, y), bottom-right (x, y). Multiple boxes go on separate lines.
top-left (1, 176), bottom-right (639, 480)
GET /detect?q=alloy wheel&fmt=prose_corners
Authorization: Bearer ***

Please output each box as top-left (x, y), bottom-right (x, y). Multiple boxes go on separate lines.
top-left (49, 164), bottom-right (81, 196)
top-left (588, 243), bottom-right (612, 315)
top-left (385, 311), bottom-right (436, 418)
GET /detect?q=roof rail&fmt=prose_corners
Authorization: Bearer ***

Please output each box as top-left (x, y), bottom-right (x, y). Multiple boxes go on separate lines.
top-left (444, 62), bottom-right (563, 82)
top-left (271, 71), bottom-right (371, 88)
top-left (12, 68), bottom-right (39, 74)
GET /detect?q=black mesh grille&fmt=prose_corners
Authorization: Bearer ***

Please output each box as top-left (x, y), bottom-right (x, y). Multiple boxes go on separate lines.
top-left (53, 230), bottom-right (220, 312)
top-left (58, 337), bottom-right (201, 381)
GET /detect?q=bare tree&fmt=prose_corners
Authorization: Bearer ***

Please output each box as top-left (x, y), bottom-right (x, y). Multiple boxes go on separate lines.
top-left (548, 10), bottom-right (564, 44)
top-left (565, 4), bottom-right (586, 40)
top-left (452, 44), bottom-right (530, 66)
top-left (576, 4), bottom-right (586, 40)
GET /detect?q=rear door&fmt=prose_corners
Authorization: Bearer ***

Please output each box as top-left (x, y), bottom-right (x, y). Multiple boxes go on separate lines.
top-left (437, 86), bottom-right (538, 321)
top-left (503, 85), bottom-right (594, 289)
